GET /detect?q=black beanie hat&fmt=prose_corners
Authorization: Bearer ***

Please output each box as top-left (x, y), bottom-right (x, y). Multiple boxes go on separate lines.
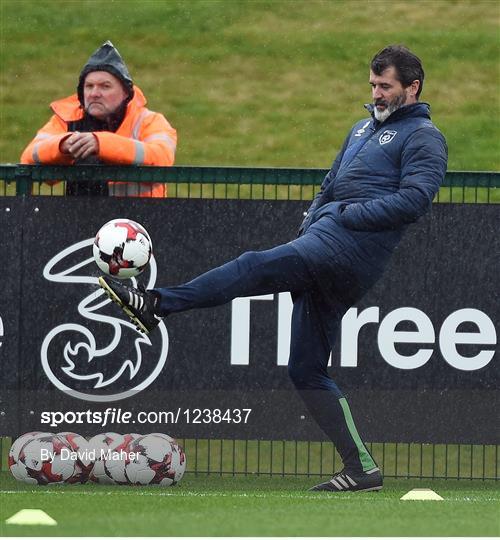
top-left (77, 41), bottom-right (134, 104)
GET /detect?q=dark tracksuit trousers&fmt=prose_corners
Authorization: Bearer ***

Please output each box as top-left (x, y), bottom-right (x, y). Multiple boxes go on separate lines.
top-left (153, 235), bottom-right (378, 473)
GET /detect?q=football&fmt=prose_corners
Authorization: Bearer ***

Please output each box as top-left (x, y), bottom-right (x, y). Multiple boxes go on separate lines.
top-left (10, 433), bottom-right (76, 485)
top-left (125, 433), bottom-right (186, 486)
top-left (58, 432), bottom-right (93, 484)
top-left (102, 433), bottom-right (138, 485)
top-left (93, 218), bottom-right (152, 279)
top-left (88, 432), bottom-right (122, 484)
top-left (8, 431), bottom-right (52, 481)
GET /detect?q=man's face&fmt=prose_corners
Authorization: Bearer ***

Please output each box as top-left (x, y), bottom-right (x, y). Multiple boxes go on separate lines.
top-left (369, 66), bottom-right (417, 122)
top-left (83, 71), bottom-right (128, 120)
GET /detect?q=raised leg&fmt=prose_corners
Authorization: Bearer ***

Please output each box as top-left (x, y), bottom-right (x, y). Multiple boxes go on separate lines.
top-left (153, 243), bottom-right (315, 315)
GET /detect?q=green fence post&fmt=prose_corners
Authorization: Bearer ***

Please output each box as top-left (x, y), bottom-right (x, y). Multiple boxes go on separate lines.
top-left (14, 165), bottom-right (33, 196)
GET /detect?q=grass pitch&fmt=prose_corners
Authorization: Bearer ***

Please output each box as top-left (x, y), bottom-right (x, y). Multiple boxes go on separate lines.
top-left (0, 473), bottom-right (498, 537)
top-left (1, 0), bottom-right (499, 170)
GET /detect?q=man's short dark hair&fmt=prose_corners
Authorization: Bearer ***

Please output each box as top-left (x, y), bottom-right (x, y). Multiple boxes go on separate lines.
top-left (371, 45), bottom-right (424, 99)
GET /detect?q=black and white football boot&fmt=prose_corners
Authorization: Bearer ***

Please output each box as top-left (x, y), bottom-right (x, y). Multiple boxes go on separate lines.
top-left (309, 467), bottom-right (383, 492)
top-left (99, 275), bottom-right (160, 334)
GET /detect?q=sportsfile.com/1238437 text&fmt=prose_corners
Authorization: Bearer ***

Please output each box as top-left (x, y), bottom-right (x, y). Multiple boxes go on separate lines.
top-left (40, 408), bottom-right (253, 428)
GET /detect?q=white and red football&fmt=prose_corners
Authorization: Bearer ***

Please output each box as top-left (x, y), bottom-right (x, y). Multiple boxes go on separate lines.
top-left (125, 433), bottom-right (186, 486)
top-left (93, 219), bottom-right (152, 279)
top-left (10, 433), bottom-right (75, 485)
top-left (58, 432), bottom-right (93, 484)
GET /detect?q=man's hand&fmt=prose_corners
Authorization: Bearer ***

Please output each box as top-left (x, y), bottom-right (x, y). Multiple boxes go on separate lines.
top-left (60, 132), bottom-right (99, 160)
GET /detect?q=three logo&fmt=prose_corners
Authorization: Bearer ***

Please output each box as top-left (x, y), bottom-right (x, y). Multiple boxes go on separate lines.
top-left (41, 239), bottom-right (169, 402)
top-left (40, 235), bottom-right (496, 403)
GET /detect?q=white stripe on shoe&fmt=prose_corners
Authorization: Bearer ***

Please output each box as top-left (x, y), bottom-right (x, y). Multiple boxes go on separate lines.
top-left (128, 292), bottom-right (144, 311)
top-left (99, 277), bottom-right (149, 335)
top-left (330, 478), bottom-right (344, 490)
top-left (344, 474), bottom-right (358, 487)
top-left (337, 476), bottom-right (350, 489)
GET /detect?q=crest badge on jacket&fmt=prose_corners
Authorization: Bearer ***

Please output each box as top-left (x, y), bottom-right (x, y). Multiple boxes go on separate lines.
top-left (379, 130), bottom-right (398, 145)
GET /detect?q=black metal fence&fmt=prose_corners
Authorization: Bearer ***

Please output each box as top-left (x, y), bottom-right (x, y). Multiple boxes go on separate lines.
top-left (1, 164), bottom-right (499, 202)
top-left (0, 164), bottom-right (498, 481)
top-left (0, 437), bottom-right (498, 481)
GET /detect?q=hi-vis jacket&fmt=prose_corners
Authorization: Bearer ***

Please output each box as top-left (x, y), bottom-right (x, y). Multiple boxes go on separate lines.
top-left (20, 85), bottom-right (177, 197)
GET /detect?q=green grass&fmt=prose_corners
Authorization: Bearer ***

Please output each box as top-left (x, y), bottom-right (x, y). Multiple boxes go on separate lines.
top-left (0, 0), bottom-right (499, 170)
top-left (0, 473), bottom-right (499, 537)
top-left (0, 473), bottom-right (498, 536)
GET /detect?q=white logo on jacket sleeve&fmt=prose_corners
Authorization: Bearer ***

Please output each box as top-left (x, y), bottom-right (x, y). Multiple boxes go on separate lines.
top-left (354, 121), bottom-right (371, 137)
top-left (379, 130), bottom-right (397, 145)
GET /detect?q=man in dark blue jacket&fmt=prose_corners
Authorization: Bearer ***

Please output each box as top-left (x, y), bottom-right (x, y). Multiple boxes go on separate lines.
top-left (100, 45), bottom-right (448, 492)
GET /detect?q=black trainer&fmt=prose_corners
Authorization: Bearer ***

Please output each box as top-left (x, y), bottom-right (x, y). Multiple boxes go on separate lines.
top-left (99, 275), bottom-right (160, 334)
top-left (309, 467), bottom-right (383, 492)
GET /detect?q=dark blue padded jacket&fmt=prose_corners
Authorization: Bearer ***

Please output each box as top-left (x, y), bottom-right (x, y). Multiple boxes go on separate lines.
top-left (293, 102), bottom-right (448, 305)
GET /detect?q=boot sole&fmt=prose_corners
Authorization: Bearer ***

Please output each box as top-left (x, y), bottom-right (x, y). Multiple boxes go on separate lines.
top-left (98, 276), bottom-right (150, 335)
top-left (309, 483), bottom-right (383, 492)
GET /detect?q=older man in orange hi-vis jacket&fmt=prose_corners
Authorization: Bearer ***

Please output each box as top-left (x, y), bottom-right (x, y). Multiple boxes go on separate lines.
top-left (21, 41), bottom-right (177, 197)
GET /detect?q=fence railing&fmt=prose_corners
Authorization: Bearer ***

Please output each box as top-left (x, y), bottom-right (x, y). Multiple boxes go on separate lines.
top-left (0, 164), bottom-right (498, 481)
top-left (1, 164), bottom-right (499, 203)
top-left (0, 437), bottom-right (498, 480)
